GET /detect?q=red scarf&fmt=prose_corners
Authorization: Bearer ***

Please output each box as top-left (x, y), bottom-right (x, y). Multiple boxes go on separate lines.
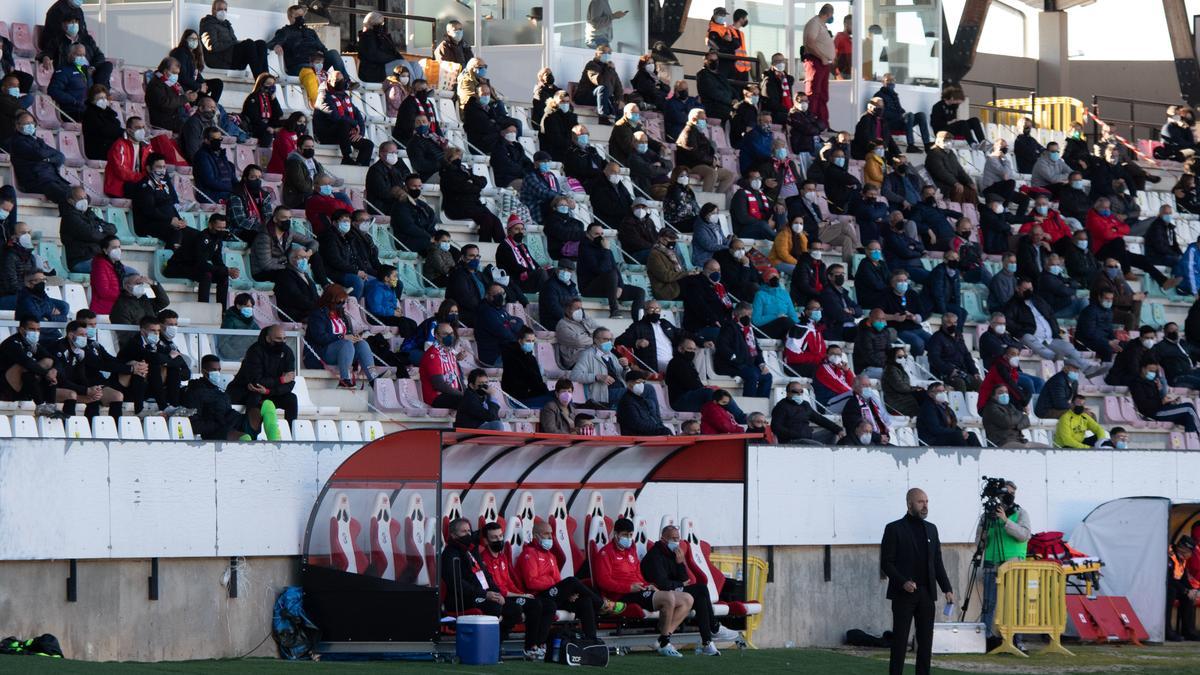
top-left (418, 96), bottom-right (440, 134)
top-left (713, 281), bottom-right (731, 308)
top-left (437, 346), bottom-right (460, 390)
top-left (741, 322), bottom-right (758, 357)
top-left (255, 92), bottom-right (273, 122)
top-left (506, 237), bottom-right (533, 270)
top-left (242, 185), bottom-right (263, 222)
top-left (329, 91), bottom-right (354, 118)
top-left (778, 74), bottom-right (791, 102)
top-left (742, 189), bottom-right (769, 220)
top-left (809, 260), bottom-right (824, 293)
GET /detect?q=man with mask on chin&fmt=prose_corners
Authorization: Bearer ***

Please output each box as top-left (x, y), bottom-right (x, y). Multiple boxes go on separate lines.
top-left (440, 518), bottom-right (545, 660)
top-left (881, 488), bottom-right (954, 675)
top-left (516, 520), bottom-right (614, 643)
top-left (641, 524), bottom-right (742, 656)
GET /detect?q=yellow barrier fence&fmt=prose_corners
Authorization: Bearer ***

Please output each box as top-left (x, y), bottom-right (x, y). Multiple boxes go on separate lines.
top-left (980, 96), bottom-right (1087, 133)
top-left (710, 553), bottom-right (769, 647)
top-left (990, 560), bottom-right (1074, 657)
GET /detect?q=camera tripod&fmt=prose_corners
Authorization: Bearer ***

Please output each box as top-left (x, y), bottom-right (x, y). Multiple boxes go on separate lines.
top-left (959, 506), bottom-right (1005, 623)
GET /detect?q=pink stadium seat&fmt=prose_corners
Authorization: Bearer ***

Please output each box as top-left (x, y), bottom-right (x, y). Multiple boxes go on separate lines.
top-left (395, 378), bottom-right (436, 415)
top-left (125, 100), bottom-right (147, 122)
top-left (60, 165), bottom-right (81, 186)
top-left (1104, 396), bottom-right (1129, 423)
top-left (172, 173), bottom-right (197, 202)
top-left (34, 60), bottom-right (52, 91)
top-left (0, 22), bottom-right (9, 41)
top-left (34, 127), bottom-right (56, 149)
top-left (372, 379), bottom-right (403, 411)
top-left (33, 94), bottom-right (62, 129)
top-left (10, 24), bottom-right (34, 57)
top-left (535, 341), bottom-right (565, 379)
top-left (251, 291), bottom-right (280, 325)
top-left (80, 167), bottom-right (109, 203)
top-left (121, 68), bottom-right (146, 103)
top-left (235, 144), bottom-right (257, 174)
top-left (59, 129), bottom-right (86, 168)
top-left (402, 299), bottom-right (430, 323)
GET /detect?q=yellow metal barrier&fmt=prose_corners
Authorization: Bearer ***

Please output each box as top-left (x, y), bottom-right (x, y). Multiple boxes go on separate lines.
top-left (990, 560), bottom-right (1074, 657)
top-left (980, 96), bottom-right (1087, 133)
top-left (710, 553), bottom-right (769, 648)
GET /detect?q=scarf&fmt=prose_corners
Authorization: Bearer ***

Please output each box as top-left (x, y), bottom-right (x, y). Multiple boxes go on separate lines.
top-left (713, 281), bottom-right (731, 308)
top-left (654, 243), bottom-right (682, 272)
top-left (255, 92), bottom-right (273, 122)
top-left (416, 95), bottom-right (440, 134)
top-left (242, 185), bottom-right (263, 222)
top-left (741, 322), bottom-right (758, 357)
top-left (506, 237), bottom-right (533, 270)
top-left (436, 346), bottom-right (460, 391)
top-left (329, 91), bottom-right (354, 118)
top-left (742, 189), bottom-right (769, 220)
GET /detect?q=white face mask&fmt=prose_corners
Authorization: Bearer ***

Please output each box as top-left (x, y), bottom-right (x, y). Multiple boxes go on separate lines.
top-left (95, 98), bottom-right (109, 110)
top-left (676, 174), bottom-right (690, 186)
top-left (504, 132), bottom-right (517, 143)
top-left (633, 208), bottom-right (647, 219)
top-left (1008, 356), bottom-right (1020, 367)
top-left (791, 222), bottom-right (803, 233)
top-left (75, 199), bottom-right (89, 212)
top-left (993, 324), bottom-right (1006, 335)
top-left (384, 152), bottom-right (399, 166)
top-left (132, 128), bottom-right (147, 143)
top-left (804, 191), bottom-right (819, 203)
top-left (733, 249), bottom-right (745, 259)
top-left (934, 392), bottom-right (948, 404)
top-left (216, 10), bottom-right (228, 21)
top-left (858, 432), bottom-right (873, 444)
top-left (630, 382), bottom-right (645, 396)
top-left (163, 325), bottom-right (178, 341)
top-left (571, 308), bottom-right (584, 321)
top-left (992, 203), bottom-right (1005, 214)
top-left (749, 178), bottom-right (762, 190)
top-left (607, 174), bottom-right (620, 184)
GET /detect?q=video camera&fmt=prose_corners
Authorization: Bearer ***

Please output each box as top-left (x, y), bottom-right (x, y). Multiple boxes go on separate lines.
top-left (980, 476), bottom-right (1016, 521)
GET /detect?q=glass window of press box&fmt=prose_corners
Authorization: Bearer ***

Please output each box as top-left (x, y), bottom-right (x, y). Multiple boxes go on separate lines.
top-left (480, 0), bottom-right (546, 46)
top-left (554, 0), bottom-right (646, 54)
top-left (862, 0), bottom-right (941, 87)
top-left (408, 0), bottom-right (475, 52)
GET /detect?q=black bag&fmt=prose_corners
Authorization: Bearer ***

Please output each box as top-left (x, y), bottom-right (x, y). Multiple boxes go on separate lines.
top-left (547, 630), bottom-right (608, 667)
top-left (844, 628), bottom-right (891, 648)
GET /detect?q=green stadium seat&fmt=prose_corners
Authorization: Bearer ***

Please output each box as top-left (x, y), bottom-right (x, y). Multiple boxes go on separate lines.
top-left (101, 206), bottom-right (156, 246)
top-left (222, 251), bottom-right (256, 291)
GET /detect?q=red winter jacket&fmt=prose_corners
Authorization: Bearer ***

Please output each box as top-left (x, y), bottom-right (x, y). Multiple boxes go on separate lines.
top-left (516, 544), bottom-right (561, 594)
top-left (89, 255), bottom-right (124, 314)
top-left (478, 545), bottom-right (523, 596)
top-left (305, 193), bottom-right (353, 235)
top-left (784, 321), bottom-right (827, 367)
top-left (700, 400), bottom-right (742, 434)
top-left (104, 138), bottom-right (153, 198)
top-left (1085, 209), bottom-right (1129, 254)
top-left (1017, 209), bottom-right (1071, 243)
top-left (592, 540), bottom-right (647, 599)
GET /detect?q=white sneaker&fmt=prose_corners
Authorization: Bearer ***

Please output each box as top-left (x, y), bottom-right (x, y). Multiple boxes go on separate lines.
top-left (712, 624), bottom-right (741, 641)
top-left (523, 648), bottom-right (541, 661)
top-left (657, 643), bottom-right (683, 658)
top-left (695, 642), bottom-right (721, 656)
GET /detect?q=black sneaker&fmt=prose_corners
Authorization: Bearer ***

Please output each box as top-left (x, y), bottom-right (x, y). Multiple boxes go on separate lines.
top-left (598, 116), bottom-right (613, 126)
top-left (1167, 630), bottom-right (1184, 642)
top-left (907, 145), bottom-right (923, 154)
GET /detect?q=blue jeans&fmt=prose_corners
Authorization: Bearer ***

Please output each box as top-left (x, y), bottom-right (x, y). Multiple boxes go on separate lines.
top-left (1017, 373), bottom-right (1043, 403)
top-left (1170, 369), bottom-right (1200, 390)
top-left (897, 111), bottom-right (931, 147)
top-left (338, 272), bottom-right (366, 298)
top-left (775, 262), bottom-right (796, 275)
top-left (737, 365), bottom-right (773, 398)
top-left (982, 562), bottom-right (999, 637)
top-left (323, 338), bottom-right (376, 381)
top-left (589, 84), bottom-right (615, 117)
top-left (519, 393), bottom-right (554, 409)
top-left (1054, 297), bottom-right (1089, 318)
top-left (628, 249), bottom-right (650, 264)
top-left (896, 328), bottom-right (932, 356)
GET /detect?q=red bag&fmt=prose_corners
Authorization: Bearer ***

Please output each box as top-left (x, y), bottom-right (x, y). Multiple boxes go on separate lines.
top-left (1027, 531), bottom-right (1071, 561)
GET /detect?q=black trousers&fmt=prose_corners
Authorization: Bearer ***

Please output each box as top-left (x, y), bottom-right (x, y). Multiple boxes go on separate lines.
top-left (430, 392), bottom-right (464, 409)
top-left (538, 576), bottom-right (602, 639)
top-left (945, 118), bottom-right (986, 145)
top-left (230, 390), bottom-right (298, 422)
top-left (107, 373), bottom-right (147, 413)
top-left (683, 583), bottom-right (716, 643)
top-left (1097, 238), bottom-right (1169, 285)
top-left (318, 119), bottom-right (374, 165)
top-left (580, 269), bottom-right (645, 319)
top-left (165, 260), bottom-right (230, 303)
top-left (141, 365), bottom-right (186, 409)
top-left (982, 179), bottom-right (1030, 216)
top-left (445, 201), bottom-right (504, 243)
top-left (1168, 581), bottom-right (1198, 637)
top-left (756, 317), bottom-right (794, 341)
top-left (890, 595), bottom-right (935, 675)
top-left (482, 596), bottom-right (554, 649)
top-left (218, 40), bottom-right (269, 76)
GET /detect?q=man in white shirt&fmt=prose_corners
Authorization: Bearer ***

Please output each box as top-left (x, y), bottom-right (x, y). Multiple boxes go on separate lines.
top-left (1006, 278), bottom-right (1104, 376)
top-left (801, 4), bottom-right (836, 125)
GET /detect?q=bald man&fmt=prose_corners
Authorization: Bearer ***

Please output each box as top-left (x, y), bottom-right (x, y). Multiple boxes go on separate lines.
top-left (880, 488), bottom-right (954, 675)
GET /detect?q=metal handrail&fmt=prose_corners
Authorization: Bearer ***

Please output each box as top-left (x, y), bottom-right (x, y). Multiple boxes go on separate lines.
top-left (1091, 94), bottom-right (1174, 145)
top-left (674, 47), bottom-right (761, 87)
top-left (324, 3), bottom-right (440, 53)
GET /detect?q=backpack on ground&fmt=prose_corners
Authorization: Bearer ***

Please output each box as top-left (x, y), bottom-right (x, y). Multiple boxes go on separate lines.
top-left (272, 586), bottom-right (321, 660)
top-left (546, 629), bottom-right (608, 667)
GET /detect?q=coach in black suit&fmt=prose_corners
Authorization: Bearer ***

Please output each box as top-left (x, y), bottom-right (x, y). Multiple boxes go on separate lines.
top-left (880, 488), bottom-right (954, 675)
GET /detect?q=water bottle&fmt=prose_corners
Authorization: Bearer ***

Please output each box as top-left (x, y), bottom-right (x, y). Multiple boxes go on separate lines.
top-left (943, 602), bottom-right (954, 619)
top-left (549, 636), bottom-right (561, 662)
top-left (735, 565), bottom-right (743, 582)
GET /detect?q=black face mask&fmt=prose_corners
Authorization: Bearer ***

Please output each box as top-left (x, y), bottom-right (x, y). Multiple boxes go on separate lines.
top-left (455, 533), bottom-right (473, 547)
top-left (511, 233), bottom-right (525, 243)
top-left (31, 282), bottom-right (46, 295)
top-left (739, 315), bottom-right (751, 326)
top-left (1021, 289), bottom-right (1034, 300)
top-left (407, 188), bottom-right (422, 199)
top-left (488, 540), bottom-right (504, 553)
top-left (646, 313), bottom-right (661, 323)
top-left (706, 61), bottom-right (718, 71)
top-left (768, 278), bottom-right (780, 288)
top-left (489, 295), bottom-right (505, 307)
top-left (923, 196), bottom-right (937, 205)
top-left (1072, 405), bottom-right (1085, 415)
top-left (945, 260), bottom-right (959, 269)
top-left (267, 340), bottom-right (285, 352)
top-left (246, 179), bottom-right (262, 191)
top-left (1166, 331), bottom-right (1179, 342)
top-left (207, 139), bottom-right (223, 151)
top-left (896, 164), bottom-right (908, 174)
top-left (300, 148), bottom-right (315, 159)
top-left (293, 16), bottom-right (306, 26)
top-left (832, 275), bottom-right (845, 286)
top-left (276, 219), bottom-right (291, 232)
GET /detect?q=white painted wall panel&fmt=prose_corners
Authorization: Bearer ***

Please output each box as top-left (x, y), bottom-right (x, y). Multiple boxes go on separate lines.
top-left (108, 443), bottom-right (218, 557)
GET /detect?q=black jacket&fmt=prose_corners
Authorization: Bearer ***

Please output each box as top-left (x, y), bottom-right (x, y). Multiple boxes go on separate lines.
top-left (227, 338), bottom-right (296, 402)
top-left (1129, 376), bottom-right (1165, 418)
top-left (564, 144), bottom-right (606, 186)
top-left (440, 540), bottom-right (496, 611)
top-left (462, 98), bottom-right (501, 154)
top-left (770, 397), bottom-right (840, 443)
top-left (664, 352), bottom-right (704, 405)
top-left (59, 202), bottom-right (117, 269)
top-left (616, 390), bottom-right (672, 436)
top-left (640, 540), bottom-right (689, 591)
top-left (588, 179), bottom-right (633, 227)
top-left (1014, 132), bottom-right (1044, 174)
top-left (183, 376), bottom-right (243, 440)
top-left (50, 336), bottom-right (89, 395)
top-left (819, 284), bottom-right (862, 329)
top-left (131, 176), bottom-right (181, 239)
top-left (273, 268), bottom-right (319, 323)
top-left (407, 134), bottom-right (444, 180)
top-left (81, 103), bottom-right (123, 161)
top-left (491, 139), bottom-right (532, 188)
top-left (680, 275), bottom-right (730, 332)
top-left (713, 319), bottom-right (763, 376)
top-left (1004, 294), bottom-right (1060, 341)
top-left (880, 514), bottom-right (953, 600)
top-left (696, 67), bottom-right (733, 121)
top-left (356, 26), bottom-right (403, 83)
top-left (617, 317), bottom-right (680, 373)
top-left (538, 109), bottom-right (578, 162)
top-left (979, 329), bottom-right (1024, 370)
top-left (455, 387), bottom-right (500, 429)
top-left (164, 227), bottom-right (228, 275)
top-left (390, 196), bottom-right (438, 256)
top-left (1034, 371), bottom-right (1077, 418)
top-left (853, 258), bottom-right (890, 311)
top-left (1074, 302), bottom-right (1115, 356)
top-left (365, 159), bottom-right (411, 215)
top-left (319, 228), bottom-right (379, 278)
top-left (980, 208), bottom-right (1021, 255)
top-left (447, 264), bottom-right (486, 327)
top-left (1106, 338), bottom-right (1154, 388)
top-left (499, 343), bottom-right (550, 401)
top-left (926, 330), bottom-right (977, 379)
top-left (537, 277), bottom-right (580, 328)
top-left (0, 332), bottom-right (51, 378)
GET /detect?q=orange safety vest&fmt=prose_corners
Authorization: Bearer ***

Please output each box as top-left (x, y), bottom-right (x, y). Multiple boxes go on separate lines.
top-left (1171, 549), bottom-right (1186, 580)
top-left (708, 22), bottom-right (751, 74)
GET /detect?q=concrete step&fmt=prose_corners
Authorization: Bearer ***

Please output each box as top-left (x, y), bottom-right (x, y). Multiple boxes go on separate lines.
top-left (308, 385), bottom-right (370, 412)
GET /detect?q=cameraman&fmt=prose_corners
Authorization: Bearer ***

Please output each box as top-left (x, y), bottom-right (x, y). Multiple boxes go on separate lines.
top-left (977, 480), bottom-right (1031, 650)
top-left (162, 213), bottom-right (240, 304)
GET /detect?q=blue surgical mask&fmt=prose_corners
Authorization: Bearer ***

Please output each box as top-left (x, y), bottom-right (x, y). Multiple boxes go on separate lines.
top-left (72, 335), bottom-right (88, 349)
top-left (616, 535), bottom-right (633, 549)
top-left (636, 143), bottom-right (648, 154)
top-left (416, 125), bottom-right (429, 134)
top-left (467, 258), bottom-right (480, 270)
top-left (5, 87), bottom-right (18, 98)
top-left (628, 113), bottom-right (640, 123)
top-left (66, 23), bottom-right (79, 36)
top-left (207, 371), bottom-right (224, 387)
top-left (1005, 263), bottom-right (1017, 274)
top-left (20, 123), bottom-right (35, 136)
top-left (1075, 239), bottom-right (1088, 250)
top-left (709, 271), bottom-right (721, 283)
top-left (775, 148), bottom-right (787, 159)
top-left (336, 220), bottom-right (351, 234)
top-left (599, 54), bottom-right (611, 64)
top-left (478, 95), bottom-right (491, 106)
top-left (1105, 267), bottom-right (1120, 279)
top-left (74, 56), bottom-right (88, 68)
top-left (476, 67), bottom-right (488, 78)
top-left (1070, 180), bottom-right (1084, 190)
top-left (166, 73), bottom-right (179, 86)
top-left (833, 157), bottom-right (847, 167)
top-left (1145, 371), bottom-right (1157, 381)
top-left (557, 270), bottom-right (572, 284)
top-left (555, 204), bottom-right (569, 214)
top-left (1049, 265), bottom-right (1062, 275)
top-left (1049, 151), bottom-right (1060, 161)
top-left (810, 310), bottom-right (822, 322)
top-left (576, 134), bottom-right (590, 147)
top-left (895, 281), bottom-right (909, 293)
top-left (872, 320), bottom-right (886, 331)
top-left (538, 161), bottom-right (552, 172)
top-left (600, 340), bottom-right (614, 353)
top-left (239, 306), bottom-right (254, 319)
top-left (1100, 300), bottom-right (1113, 309)
top-left (439, 241), bottom-right (452, 252)
top-left (1115, 440), bottom-right (1128, 449)
top-left (1098, 208), bottom-right (1111, 217)
top-left (297, 258), bottom-right (310, 272)
top-left (666, 541), bottom-right (680, 552)
top-left (441, 334), bottom-right (455, 347)
top-left (521, 341), bottom-right (535, 353)
top-left (319, 185), bottom-right (333, 196)
top-left (696, 119), bottom-right (707, 130)
top-left (85, 326), bottom-right (97, 340)
top-left (1163, 213), bottom-right (1175, 223)
top-left (539, 537), bottom-right (553, 551)
top-left (1066, 370), bottom-right (1079, 381)
top-left (1036, 205), bottom-right (1049, 215)
top-left (869, 250), bottom-right (883, 261)
top-left (146, 333), bottom-right (160, 346)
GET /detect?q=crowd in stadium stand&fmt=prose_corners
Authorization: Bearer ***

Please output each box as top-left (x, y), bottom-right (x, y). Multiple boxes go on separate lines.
top-left (0, 0), bottom-right (1199, 450)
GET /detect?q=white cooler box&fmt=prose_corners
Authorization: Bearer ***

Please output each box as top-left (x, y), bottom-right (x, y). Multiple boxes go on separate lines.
top-left (931, 622), bottom-right (987, 654)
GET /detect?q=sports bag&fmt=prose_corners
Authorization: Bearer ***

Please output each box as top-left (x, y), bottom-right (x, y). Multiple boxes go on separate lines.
top-left (1027, 531), bottom-right (1070, 561)
top-left (547, 630), bottom-right (608, 667)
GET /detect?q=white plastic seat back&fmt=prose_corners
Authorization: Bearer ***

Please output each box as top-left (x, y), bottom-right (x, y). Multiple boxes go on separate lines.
top-left (168, 417), bottom-right (194, 440)
top-left (39, 417), bottom-right (65, 438)
top-left (292, 419), bottom-right (316, 441)
top-left (0, 415), bottom-right (11, 437)
top-left (338, 420), bottom-right (362, 442)
top-left (316, 419), bottom-right (340, 441)
top-left (65, 416), bottom-right (92, 439)
top-left (680, 516), bottom-right (720, 603)
top-left (92, 416), bottom-right (118, 439)
top-left (12, 415), bottom-right (37, 438)
top-left (361, 420), bottom-right (384, 441)
top-left (144, 416), bottom-right (169, 440)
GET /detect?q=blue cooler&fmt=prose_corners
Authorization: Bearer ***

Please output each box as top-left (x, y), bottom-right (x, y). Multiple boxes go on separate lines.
top-left (455, 615), bottom-right (500, 665)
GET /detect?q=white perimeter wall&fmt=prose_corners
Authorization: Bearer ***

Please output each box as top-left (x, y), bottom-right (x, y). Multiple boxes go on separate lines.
top-left (3, 441), bottom-right (1200, 560)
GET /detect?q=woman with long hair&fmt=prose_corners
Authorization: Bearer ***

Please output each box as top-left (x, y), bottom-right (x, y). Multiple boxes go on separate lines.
top-left (241, 72), bottom-right (284, 147)
top-left (304, 285), bottom-right (378, 389)
top-left (169, 29), bottom-right (223, 101)
top-left (267, 112), bottom-right (308, 174)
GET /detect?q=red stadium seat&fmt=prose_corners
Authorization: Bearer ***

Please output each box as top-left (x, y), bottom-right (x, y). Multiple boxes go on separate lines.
top-left (329, 492), bottom-right (368, 574)
top-left (58, 129), bottom-right (87, 168)
top-left (368, 492), bottom-right (405, 581)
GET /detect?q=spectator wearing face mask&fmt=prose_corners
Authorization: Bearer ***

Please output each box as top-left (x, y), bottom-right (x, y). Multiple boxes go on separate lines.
top-left (1132, 362), bottom-right (1200, 433)
top-left (715, 302), bottom-right (772, 398)
top-left (1074, 290), bottom-right (1120, 364)
top-left (1096, 427), bottom-right (1130, 449)
top-left (80, 85), bottom-right (122, 162)
top-left (618, 202), bottom-right (659, 265)
top-left (88, 236), bottom-right (129, 315)
top-left (880, 271), bottom-right (931, 356)
top-left (979, 346), bottom-right (1030, 415)
top-left (1090, 257), bottom-right (1142, 331)
top-left (922, 251), bottom-right (966, 328)
top-left (114, 315), bottom-right (185, 413)
top-left (200, 1), bottom-right (270, 77)
top-left (982, 385), bottom-right (1035, 448)
top-left (9, 113), bottom-right (72, 205)
top-left (365, 141), bottom-right (411, 215)
top-left (1013, 117), bottom-right (1044, 174)
top-left (851, 97), bottom-right (900, 161)
top-left (110, 276), bottom-right (170, 348)
top-left (500, 327), bottom-right (552, 409)
top-left (48, 43), bottom-right (93, 120)
top-left (1038, 253), bottom-right (1087, 318)
top-left (1053, 395), bottom-right (1108, 448)
top-left (713, 238), bottom-right (760, 301)
top-left (752, 267), bottom-right (797, 340)
top-left (690, 203), bottom-right (730, 268)
top-left (1062, 229), bottom-right (1099, 285)
top-left (918, 382), bottom-right (981, 447)
top-left (304, 285), bottom-right (377, 390)
top-left (572, 327), bottom-right (629, 408)
top-left (314, 70), bottom-right (373, 166)
top-left (16, 271), bottom-right (69, 343)
top-left (1152, 322), bottom-right (1200, 389)
top-left (267, 112), bottom-right (307, 175)
top-left (38, 12), bottom-right (113, 90)
top-left (760, 54), bottom-right (795, 125)
top-left (226, 325), bottom-right (299, 422)
top-left (700, 389), bottom-right (744, 434)
top-left (491, 123), bottom-right (532, 190)
top-left (192, 127), bottom-right (236, 204)
top-left (539, 378), bottom-right (579, 434)
top-left (813, 346), bottom-right (855, 412)
top-left (1146, 205), bottom-right (1184, 269)
top-left (305, 174), bottom-right (354, 235)
top-left (60, 188), bottom-right (116, 274)
top-left (184, 354), bottom-right (279, 441)
top-left (0, 223), bottom-right (54, 311)
top-left (790, 247), bottom-right (829, 308)
top-left (475, 283), bottom-right (523, 367)
top-left (1105, 325), bottom-right (1160, 388)
top-left (147, 58), bottom-right (197, 135)
top-left (925, 131), bottom-right (978, 205)
top-left (589, 162), bottom-right (634, 227)
top-left (647, 229), bottom-right (694, 301)
top-left (575, 46), bottom-right (622, 125)
top-left (730, 84), bottom-right (765, 151)
top-left (0, 317), bottom-right (58, 412)
top-left (218, 293), bottom-right (259, 360)
top-left (282, 133), bottom-right (324, 208)
top-left (616, 371), bottom-right (671, 436)
top-left (131, 154), bottom-right (186, 247)
top-left (318, 209), bottom-right (381, 299)
top-left (268, 5), bottom-right (352, 83)
top-left (164, 213), bottom-right (238, 304)
top-left (1004, 278), bottom-right (1100, 374)
top-left (927, 314), bottom-right (980, 393)
top-left (530, 68), bottom-right (560, 133)
top-left (1035, 362), bottom-right (1080, 420)
top-left (675, 110), bottom-right (735, 194)
top-left (729, 171), bottom-right (775, 241)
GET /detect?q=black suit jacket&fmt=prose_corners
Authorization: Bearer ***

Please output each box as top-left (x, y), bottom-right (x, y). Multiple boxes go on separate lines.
top-left (880, 515), bottom-right (953, 601)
